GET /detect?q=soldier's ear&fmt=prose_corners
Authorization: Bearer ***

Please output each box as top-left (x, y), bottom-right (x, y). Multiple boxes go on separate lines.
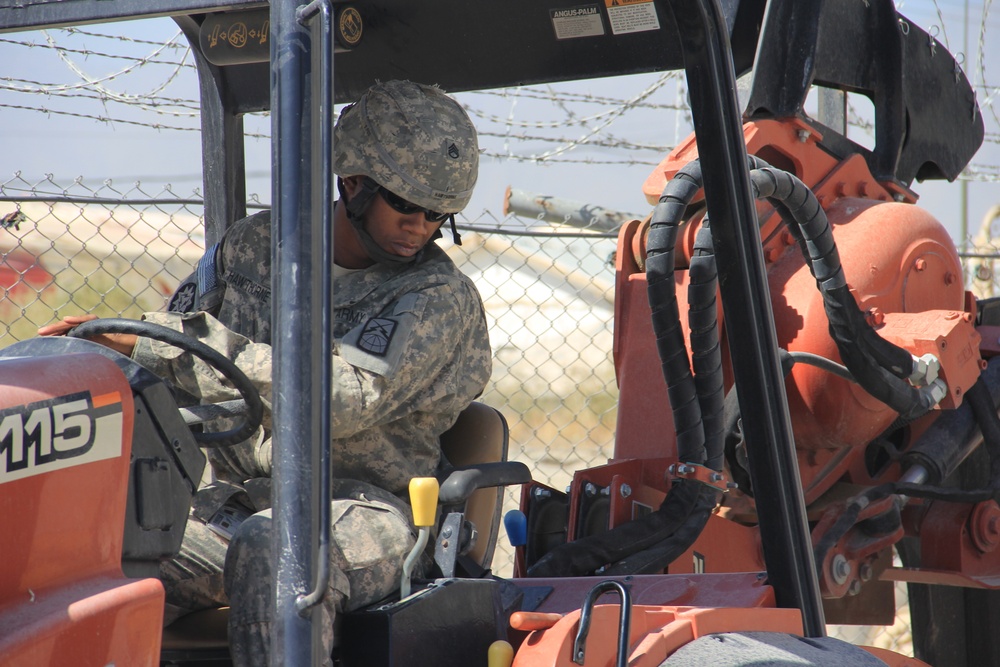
top-left (341, 175), bottom-right (365, 199)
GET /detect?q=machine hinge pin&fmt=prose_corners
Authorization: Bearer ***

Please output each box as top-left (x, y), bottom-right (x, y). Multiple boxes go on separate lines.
top-left (831, 554), bottom-right (851, 585)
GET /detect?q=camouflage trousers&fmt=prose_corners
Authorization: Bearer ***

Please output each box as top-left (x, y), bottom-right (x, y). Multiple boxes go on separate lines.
top-left (161, 479), bottom-right (420, 667)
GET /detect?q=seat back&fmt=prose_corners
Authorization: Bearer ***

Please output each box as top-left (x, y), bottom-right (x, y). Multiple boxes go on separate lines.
top-left (439, 402), bottom-right (510, 569)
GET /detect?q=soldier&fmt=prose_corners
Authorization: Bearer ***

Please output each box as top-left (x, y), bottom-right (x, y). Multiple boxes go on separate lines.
top-left (39, 79), bottom-right (492, 666)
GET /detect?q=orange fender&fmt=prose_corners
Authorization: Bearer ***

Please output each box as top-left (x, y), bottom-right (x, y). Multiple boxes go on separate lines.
top-left (512, 605), bottom-right (803, 666)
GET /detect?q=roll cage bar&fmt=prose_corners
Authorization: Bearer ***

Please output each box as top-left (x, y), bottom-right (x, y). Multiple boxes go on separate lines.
top-left (1, 0), bottom-right (983, 663)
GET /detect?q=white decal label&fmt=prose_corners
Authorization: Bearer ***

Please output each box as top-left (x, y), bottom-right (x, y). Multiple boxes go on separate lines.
top-left (550, 5), bottom-right (605, 40)
top-left (605, 0), bottom-right (660, 35)
top-left (0, 391), bottom-right (124, 484)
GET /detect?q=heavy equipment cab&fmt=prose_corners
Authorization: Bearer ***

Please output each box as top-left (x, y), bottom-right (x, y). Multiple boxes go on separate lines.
top-left (0, 0), bottom-right (995, 666)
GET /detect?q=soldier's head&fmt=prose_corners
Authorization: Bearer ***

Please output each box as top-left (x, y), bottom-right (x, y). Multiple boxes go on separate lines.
top-left (334, 80), bottom-right (479, 266)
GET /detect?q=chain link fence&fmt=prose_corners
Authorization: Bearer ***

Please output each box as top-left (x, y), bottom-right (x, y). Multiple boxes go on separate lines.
top-left (2, 3), bottom-right (998, 660)
top-left (3, 176), bottom-right (1000, 658)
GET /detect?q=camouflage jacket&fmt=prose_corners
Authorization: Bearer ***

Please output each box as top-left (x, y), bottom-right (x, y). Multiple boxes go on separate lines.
top-left (134, 219), bottom-right (492, 497)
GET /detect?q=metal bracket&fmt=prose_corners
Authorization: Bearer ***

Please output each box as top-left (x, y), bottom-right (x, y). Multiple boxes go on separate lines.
top-left (434, 512), bottom-right (465, 579)
top-left (668, 462), bottom-right (737, 492)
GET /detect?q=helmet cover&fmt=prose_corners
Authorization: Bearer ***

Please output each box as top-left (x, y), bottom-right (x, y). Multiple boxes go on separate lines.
top-left (334, 80), bottom-right (479, 214)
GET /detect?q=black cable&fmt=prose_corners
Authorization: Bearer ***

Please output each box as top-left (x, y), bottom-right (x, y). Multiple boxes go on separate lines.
top-left (963, 378), bottom-right (1000, 485)
top-left (787, 351), bottom-right (856, 383)
top-left (646, 162), bottom-right (708, 462)
top-left (602, 487), bottom-right (721, 575)
top-left (745, 160), bottom-right (935, 422)
top-left (530, 160), bottom-right (723, 578)
top-left (689, 217), bottom-right (726, 471)
top-left (526, 482), bottom-right (702, 577)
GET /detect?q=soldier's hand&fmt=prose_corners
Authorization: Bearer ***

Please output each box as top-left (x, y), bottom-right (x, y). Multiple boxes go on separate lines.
top-left (37, 313), bottom-right (98, 336)
top-left (38, 314), bottom-right (138, 357)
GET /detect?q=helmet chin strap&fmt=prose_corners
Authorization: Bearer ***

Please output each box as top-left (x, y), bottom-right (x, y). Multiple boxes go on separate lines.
top-left (340, 177), bottom-right (422, 266)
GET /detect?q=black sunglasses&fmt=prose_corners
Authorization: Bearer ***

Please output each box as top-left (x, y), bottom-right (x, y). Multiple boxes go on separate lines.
top-left (378, 186), bottom-right (450, 223)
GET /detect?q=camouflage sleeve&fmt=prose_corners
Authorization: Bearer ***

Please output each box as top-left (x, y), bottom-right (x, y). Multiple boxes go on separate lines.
top-left (131, 278), bottom-right (490, 443)
top-left (331, 279), bottom-right (491, 438)
top-left (131, 310), bottom-right (274, 430)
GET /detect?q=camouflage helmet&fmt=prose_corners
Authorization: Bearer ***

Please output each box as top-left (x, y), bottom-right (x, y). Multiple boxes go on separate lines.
top-left (334, 80), bottom-right (479, 214)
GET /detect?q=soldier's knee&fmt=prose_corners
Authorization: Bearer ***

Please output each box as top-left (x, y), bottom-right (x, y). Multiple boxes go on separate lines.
top-left (233, 512), bottom-right (272, 552)
top-left (225, 511), bottom-right (273, 599)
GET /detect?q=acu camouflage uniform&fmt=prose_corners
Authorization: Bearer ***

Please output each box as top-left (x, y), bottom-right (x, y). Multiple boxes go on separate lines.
top-left (139, 211), bottom-right (491, 664)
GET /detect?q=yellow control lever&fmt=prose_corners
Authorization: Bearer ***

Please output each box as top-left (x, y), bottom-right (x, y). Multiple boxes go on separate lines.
top-left (488, 640), bottom-right (514, 667)
top-left (409, 477), bottom-right (440, 527)
top-left (401, 477), bottom-right (440, 599)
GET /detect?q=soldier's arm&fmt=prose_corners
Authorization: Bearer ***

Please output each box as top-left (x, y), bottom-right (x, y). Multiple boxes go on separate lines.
top-left (330, 280), bottom-right (491, 438)
top-left (132, 310), bottom-right (274, 429)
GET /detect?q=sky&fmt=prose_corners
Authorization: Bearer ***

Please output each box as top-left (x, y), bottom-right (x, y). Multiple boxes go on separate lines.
top-left (0, 1), bottom-right (997, 245)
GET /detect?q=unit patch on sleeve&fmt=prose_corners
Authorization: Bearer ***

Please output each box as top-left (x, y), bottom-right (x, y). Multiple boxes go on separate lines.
top-left (341, 314), bottom-right (409, 377)
top-left (357, 317), bottom-right (397, 356)
top-left (339, 293), bottom-right (425, 378)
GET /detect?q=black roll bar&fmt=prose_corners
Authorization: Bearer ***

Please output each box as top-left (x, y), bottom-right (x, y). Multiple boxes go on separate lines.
top-left (270, 0), bottom-right (334, 662)
top-left (293, 0), bottom-right (335, 618)
top-left (661, 0), bottom-right (826, 636)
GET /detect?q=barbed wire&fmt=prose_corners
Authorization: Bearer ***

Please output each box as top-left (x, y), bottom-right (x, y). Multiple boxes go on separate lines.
top-left (0, 101), bottom-right (200, 130)
top-left (466, 80), bottom-right (684, 109)
top-left (1, 11), bottom-right (998, 175)
top-left (0, 78), bottom-right (202, 113)
top-left (62, 25), bottom-right (193, 49)
top-left (463, 74), bottom-right (683, 129)
top-left (41, 28), bottom-right (195, 113)
top-left (0, 36), bottom-right (192, 67)
top-left (977, 0), bottom-right (998, 131)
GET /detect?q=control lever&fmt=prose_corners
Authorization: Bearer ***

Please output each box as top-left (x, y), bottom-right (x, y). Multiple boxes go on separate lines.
top-left (488, 640), bottom-right (514, 667)
top-left (402, 477), bottom-right (439, 598)
top-left (503, 509), bottom-right (528, 547)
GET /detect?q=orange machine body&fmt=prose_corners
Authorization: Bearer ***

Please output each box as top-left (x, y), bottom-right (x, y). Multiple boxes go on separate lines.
top-left (527, 117), bottom-right (996, 620)
top-left (506, 577), bottom-right (930, 666)
top-left (615, 120), bottom-right (973, 504)
top-left (0, 353), bottom-right (164, 666)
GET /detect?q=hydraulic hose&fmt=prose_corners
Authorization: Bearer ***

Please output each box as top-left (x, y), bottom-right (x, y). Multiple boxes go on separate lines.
top-left (724, 348), bottom-right (857, 497)
top-left (643, 158), bottom-right (725, 564)
top-left (747, 156), bottom-right (912, 379)
top-left (645, 161), bottom-right (708, 461)
top-left (688, 218), bottom-right (726, 471)
top-left (526, 482), bottom-right (700, 576)
top-left (905, 356), bottom-right (1000, 487)
top-left (745, 160), bottom-right (937, 422)
top-left (610, 205), bottom-right (726, 574)
top-left (963, 378), bottom-right (1000, 486)
top-left (786, 351), bottom-right (855, 383)
top-left (601, 490), bottom-right (718, 575)
top-left (528, 159), bottom-right (722, 578)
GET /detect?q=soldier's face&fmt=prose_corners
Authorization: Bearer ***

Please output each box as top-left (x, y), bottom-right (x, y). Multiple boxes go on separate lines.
top-left (364, 190), bottom-right (446, 259)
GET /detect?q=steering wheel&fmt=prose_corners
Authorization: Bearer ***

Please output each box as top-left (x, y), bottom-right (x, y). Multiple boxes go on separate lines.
top-left (69, 318), bottom-right (265, 448)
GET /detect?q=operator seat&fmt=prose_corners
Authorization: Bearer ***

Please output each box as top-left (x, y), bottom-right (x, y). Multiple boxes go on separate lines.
top-left (160, 400), bottom-right (521, 663)
top-left (438, 400), bottom-right (512, 569)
